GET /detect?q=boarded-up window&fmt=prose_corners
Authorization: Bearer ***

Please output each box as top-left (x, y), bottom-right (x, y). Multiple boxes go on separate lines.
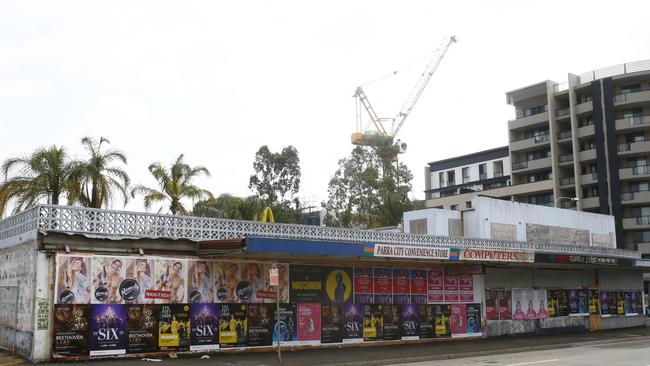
top-left (410, 219), bottom-right (427, 234)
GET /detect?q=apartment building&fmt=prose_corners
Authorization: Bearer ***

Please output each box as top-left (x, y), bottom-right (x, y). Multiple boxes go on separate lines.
top-left (424, 60), bottom-right (650, 252)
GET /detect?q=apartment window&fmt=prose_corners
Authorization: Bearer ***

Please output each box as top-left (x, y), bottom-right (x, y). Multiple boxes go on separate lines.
top-left (621, 84), bottom-right (641, 94)
top-left (466, 201), bottom-right (472, 209)
top-left (526, 148), bottom-right (550, 161)
top-left (409, 219), bottom-right (428, 234)
top-left (450, 204), bottom-right (459, 211)
top-left (633, 231), bottom-right (650, 244)
top-left (581, 164), bottom-right (597, 174)
top-left (629, 157), bottom-right (647, 168)
top-left (631, 207), bottom-right (650, 218)
top-left (447, 170), bottom-right (456, 186)
top-left (626, 132), bottom-right (645, 143)
top-left (528, 193), bottom-right (553, 206)
top-left (439, 172), bottom-right (445, 188)
top-left (479, 164), bottom-right (487, 180)
top-left (630, 181), bottom-right (649, 193)
top-left (580, 140), bottom-right (595, 151)
top-left (527, 170), bottom-right (552, 183)
top-left (579, 117), bottom-right (594, 127)
top-left (522, 104), bottom-right (548, 117)
top-left (493, 161), bottom-right (504, 177)
top-left (578, 94), bottom-right (592, 103)
top-left (462, 167), bottom-right (470, 183)
top-left (524, 127), bottom-right (549, 139)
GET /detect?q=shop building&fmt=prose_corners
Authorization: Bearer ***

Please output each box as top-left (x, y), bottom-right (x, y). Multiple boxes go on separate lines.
top-left (0, 204), bottom-right (644, 362)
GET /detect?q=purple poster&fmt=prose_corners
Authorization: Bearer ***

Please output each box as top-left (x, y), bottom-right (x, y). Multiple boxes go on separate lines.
top-left (400, 304), bottom-right (420, 340)
top-left (342, 303), bottom-right (363, 342)
top-left (190, 304), bottom-right (220, 351)
top-left (90, 304), bottom-right (127, 356)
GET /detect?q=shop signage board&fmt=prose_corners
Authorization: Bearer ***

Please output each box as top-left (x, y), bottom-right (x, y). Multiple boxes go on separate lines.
top-left (454, 249), bottom-right (534, 263)
top-left (535, 254), bottom-right (622, 266)
top-left (366, 243), bottom-right (450, 260)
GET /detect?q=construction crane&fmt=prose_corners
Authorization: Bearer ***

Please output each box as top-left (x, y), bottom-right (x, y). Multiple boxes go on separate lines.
top-left (351, 36), bottom-right (457, 155)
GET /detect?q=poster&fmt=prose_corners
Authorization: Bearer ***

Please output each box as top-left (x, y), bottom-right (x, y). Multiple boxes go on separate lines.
top-left (567, 289), bottom-right (588, 316)
top-left (289, 265), bottom-right (352, 304)
top-left (382, 305), bottom-right (401, 341)
top-left (410, 270), bottom-right (427, 304)
top-left (297, 303), bottom-right (321, 345)
top-left (634, 291), bottom-right (643, 315)
top-left (459, 275), bottom-right (474, 302)
top-left (450, 304), bottom-right (467, 337)
top-left (247, 303), bottom-right (274, 347)
top-left (485, 289), bottom-right (497, 320)
top-left (275, 263), bottom-right (290, 303)
top-left (511, 289), bottom-right (525, 320)
top-left (400, 304), bottom-right (420, 340)
top-left (187, 260), bottom-right (214, 304)
top-left (253, 263), bottom-right (277, 303)
top-left (557, 290), bottom-right (569, 317)
top-left (444, 274), bottom-right (459, 302)
top-left (55, 255), bottom-right (92, 304)
top-left (91, 256), bottom-right (126, 304)
top-left (320, 303), bottom-right (342, 344)
top-left (616, 292), bottom-right (625, 316)
top-left (89, 304), bottom-right (127, 356)
top-left (153, 259), bottom-right (187, 304)
top-left (363, 304), bottom-right (384, 341)
top-left (189, 303), bottom-right (220, 351)
top-left (354, 267), bottom-right (374, 304)
top-left (238, 262), bottom-right (269, 303)
top-left (124, 258), bottom-right (155, 304)
top-left (434, 304), bottom-right (451, 338)
top-left (374, 268), bottom-right (393, 304)
top-left (158, 304), bottom-right (190, 351)
top-left (273, 303), bottom-right (298, 345)
top-left (427, 270), bottom-right (444, 303)
top-left (536, 290), bottom-right (548, 319)
top-left (219, 304), bottom-right (247, 348)
top-left (588, 289), bottom-right (600, 315)
top-left (324, 267), bottom-right (353, 304)
top-left (523, 290), bottom-right (537, 320)
top-left (600, 291), bottom-right (616, 316)
top-left (625, 292), bottom-right (638, 315)
top-left (53, 304), bottom-right (90, 356)
top-left (547, 290), bottom-right (558, 318)
top-left (466, 304), bottom-right (481, 335)
top-left (126, 304), bottom-right (159, 354)
top-left (498, 290), bottom-right (512, 320)
top-left (418, 304), bottom-right (436, 339)
top-left (214, 262), bottom-right (241, 303)
top-left (393, 269), bottom-right (411, 304)
top-left (342, 303), bottom-right (363, 342)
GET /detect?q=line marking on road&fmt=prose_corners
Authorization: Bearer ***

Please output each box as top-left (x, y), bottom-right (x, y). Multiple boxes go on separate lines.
top-left (502, 360), bottom-right (559, 366)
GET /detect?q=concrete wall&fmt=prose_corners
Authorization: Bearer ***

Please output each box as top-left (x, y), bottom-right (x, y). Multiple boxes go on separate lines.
top-left (403, 208), bottom-right (461, 236)
top-left (464, 196), bottom-right (616, 247)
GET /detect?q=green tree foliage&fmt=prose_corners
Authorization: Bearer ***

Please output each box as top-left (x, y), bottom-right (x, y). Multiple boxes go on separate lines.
top-left (72, 137), bottom-right (130, 208)
top-left (193, 194), bottom-right (266, 220)
top-left (0, 146), bottom-right (77, 216)
top-left (323, 146), bottom-right (413, 229)
top-left (131, 154), bottom-right (212, 215)
top-left (248, 145), bottom-right (302, 223)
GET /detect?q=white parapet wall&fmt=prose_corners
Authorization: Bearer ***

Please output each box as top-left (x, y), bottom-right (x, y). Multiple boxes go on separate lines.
top-left (403, 208), bottom-right (462, 236)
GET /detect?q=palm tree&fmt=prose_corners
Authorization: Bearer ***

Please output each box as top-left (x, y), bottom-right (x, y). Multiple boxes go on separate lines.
top-left (0, 146), bottom-right (76, 216)
top-left (131, 154), bottom-right (213, 215)
top-left (73, 137), bottom-right (130, 208)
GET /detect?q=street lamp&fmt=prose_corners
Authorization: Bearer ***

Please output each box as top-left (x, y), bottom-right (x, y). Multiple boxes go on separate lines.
top-left (555, 196), bottom-right (579, 207)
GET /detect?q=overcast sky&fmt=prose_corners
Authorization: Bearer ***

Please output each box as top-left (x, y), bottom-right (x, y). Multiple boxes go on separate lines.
top-left (1, 0), bottom-right (649, 214)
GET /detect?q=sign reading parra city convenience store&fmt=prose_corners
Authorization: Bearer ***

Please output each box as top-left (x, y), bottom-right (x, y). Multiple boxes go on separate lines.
top-left (367, 244), bottom-right (450, 260)
top-left (454, 249), bottom-right (534, 263)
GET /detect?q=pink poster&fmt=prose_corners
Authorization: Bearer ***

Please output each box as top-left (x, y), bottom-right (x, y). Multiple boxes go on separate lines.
top-left (427, 270), bottom-right (444, 303)
top-left (297, 303), bottom-right (321, 343)
top-left (444, 274), bottom-right (459, 302)
top-left (450, 304), bottom-right (467, 336)
top-left (459, 274), bottom-right (474, 302)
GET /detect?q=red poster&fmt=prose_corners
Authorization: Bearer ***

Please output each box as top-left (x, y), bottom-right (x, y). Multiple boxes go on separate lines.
top-left (297, 303), bottom-right (321, 343)
top-left (427, 270), bottom-right (444, 303)
top-left (450, 304), bottom-right (467, 336)
top-left (354, 268), bottom-right (373, 294)
top-left (373, 268), bottom-right (393, 294)
top-left (410, 269), bottom-right (427, 295)
top-left (393, 268), bottom-right (410, 295)
top-left (459, 274), bottom-right (474, 302)
top-left (444, 274), bottom-right (459, 302)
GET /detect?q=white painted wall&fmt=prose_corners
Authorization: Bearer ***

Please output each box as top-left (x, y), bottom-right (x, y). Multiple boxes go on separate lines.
top-left (429, 156), bottom-right (512, 190)
top-left (403, 208), bottom-right (461, 235)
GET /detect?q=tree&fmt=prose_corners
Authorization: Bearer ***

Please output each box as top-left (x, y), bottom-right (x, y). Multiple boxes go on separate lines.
top-left (72, 137), bottom-right (130, 208)
top-left (323, 146), bottom-right (413, 229)
top-left (0, 146), bottom-right (76, 216)
top-left (131, 154), bottom-right (213, 215)
top-left (193, 194), bottom-right (266, 220)
top-left (248, 145), bottom-right (301, 222)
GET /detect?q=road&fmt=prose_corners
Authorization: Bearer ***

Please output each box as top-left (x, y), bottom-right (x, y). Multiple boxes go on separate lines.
top-left (395, 338), bottom-right (650, 366)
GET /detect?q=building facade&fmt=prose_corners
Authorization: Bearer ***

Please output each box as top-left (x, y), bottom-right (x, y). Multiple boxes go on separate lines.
top-left (424, 60), bottom-right (650, 252)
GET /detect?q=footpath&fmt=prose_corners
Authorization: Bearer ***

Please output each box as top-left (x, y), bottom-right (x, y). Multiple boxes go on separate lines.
top-left (42, 326), bottom-right (650, 366)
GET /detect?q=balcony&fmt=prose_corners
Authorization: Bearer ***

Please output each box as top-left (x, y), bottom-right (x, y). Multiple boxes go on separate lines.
top-left (615, 115), bottom-right (650, 131)
top-left (581, 196), bottom-right (601, 209)
top-left (512, 157), bottom-right (551, 173)
top-left (619, 166), bottom-right (650, 180)
top-left (577, 124), bottom-right (595, 138)
top-left (575, 101), bottom-right (593, 115)
top-left (508, 112), bottom-right (549, 131)
top-left (558, 153), bottom-right (574, 164)
top-left (613, 90), bottom-right (650, 106)
top-left (555, 107), bottom-right (570, 119)
top-left (622, 216), bottom-right (650, 229)
top-left (558, 130), bottom-right (572, 141)
top-left (560, 176), bottom-right (575, 187)
top-left (621, 190), bottom-right (650, 205)
top-left (510, 134), bottom-right (550, 152)
top-left (579, 148), bottom-right (597, 161)
top-left (617, 140), bottom-right (650, 156)
top-left (581, 172), bottom-right (598, 185)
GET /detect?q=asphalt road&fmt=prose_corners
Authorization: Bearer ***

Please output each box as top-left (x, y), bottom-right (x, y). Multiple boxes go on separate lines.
top-left (395, 338), bottom-right (650, 366)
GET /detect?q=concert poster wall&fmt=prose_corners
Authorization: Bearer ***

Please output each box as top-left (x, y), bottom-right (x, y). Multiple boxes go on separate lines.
top-left (55, 254), bottom-right (92, 304)
top-left (273, 303), bottom-right (298, 345)
top-left (466, 304), bottom-right (481, 335)
top-left (485, 289), bottom-right (497, 320)
top-left (153, 259), bottom-right (188, 304)
top-left (363, 304), bottom-right (384, 341)
top-left (588, 289), bottom-right (600, 315)
top-left (427, 270), bottom-right (444, 303)
top-left (400, 304), bottom-right (420, 340)
top-left (126, 304), bottom-right (159, 354)
top-left (158, 304), bottom-right (190, 351)
top-left (418, 304), bottom-right (435, 339)
top-left (90, 256), bottom-right (127, 304)
top-left (342, 303), bottom-right (363, 342)
top-left (320, 303), bottom-right (342, 344)
top-left (410, 269), bottom-right (427, 304)
top-left (53, 304), bottom-right (90, 356)
top-left (450, 304), bottom-right (467, 337)
top-left (498, 290), bottom-right (512, 320)
top-left (124, 257), bottom-right (155, 304)
top-left (219, 304), bottom-right (247, 348)
top-left (354, 267), bottom-right (373, 304)
top-left (443, 274), bottom-right (459, 302)
top-left (382, 304), bottom-right (401, 341)
top-left (189, 303), bottom-right (220, 351)
top-left (89, 304), bottom-right (127, 356)
top-left (290, 265), bottom-right (353, 304)
top-left (247, 303), bottom-right (274, 347)
top-left (214, 261), bottom-right (241, 303)
top-left (374, 268), bottom-right (393, 304)
top-left (187, 260), bottom-right (214, 304)
top-left (434, 304), bottom-right (451, 338)
top-left (297, 303), bottom-right (321, 345)
top-left (393, 269), bottom-right (411, 304)
top-left (458, 275), bottom-right (474, 302)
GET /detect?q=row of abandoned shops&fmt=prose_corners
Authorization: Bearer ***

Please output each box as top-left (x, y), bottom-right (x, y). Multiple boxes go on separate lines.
top-left (0, 206), bottom-right (647, 362)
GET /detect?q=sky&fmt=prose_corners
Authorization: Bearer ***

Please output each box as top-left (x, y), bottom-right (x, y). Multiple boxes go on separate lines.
top-left (1, 0), bottom-right (649, 214)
